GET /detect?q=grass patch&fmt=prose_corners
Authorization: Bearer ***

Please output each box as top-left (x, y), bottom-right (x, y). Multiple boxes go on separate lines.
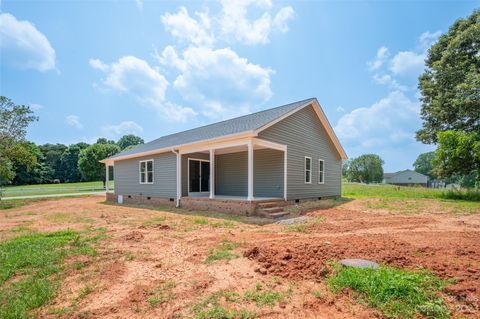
top-left (210, 220), bottom-right (237, 229)
top-left (142, 216), bottom-right (167, 226)
top-left (1, 180), bottom-right (113, 198)
top-left (76, 285), bottom-right (94, 300)
top-left (147, 280), bottom-right (176, 307)
top-left (244, 282), bottom-right (290, 307)
top-left (285, 223), bottom-right (308, 233)
top-left (205, 240), bottom-right (241, 264)
top-left (193, 291), bottom-right (256, 319)
top-left (364, 199), bottom-right (424, 214)
top-left (311, 290), bottom-right (322, 298)
top-left (192, 217), bottom-right (209, 225)
top-left (439, 189), bottom-right (480, 201)
top-left (328, 264), bottom-right (449, 319)
top-left (0, 230), bottom-right (99, 319)
top-left (284, 216), bottom-right (325, 233)
top-left (0, 198), bottom-right (47, 210)
top-left (344, 182), bottom-right (480, 203)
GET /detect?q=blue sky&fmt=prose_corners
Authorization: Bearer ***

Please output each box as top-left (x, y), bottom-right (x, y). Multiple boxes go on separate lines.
top-left (1, 1), bottom-right (478, 172)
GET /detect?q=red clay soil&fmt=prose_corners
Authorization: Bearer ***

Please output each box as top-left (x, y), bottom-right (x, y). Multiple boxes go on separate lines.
top-left (1, 196), bottom-right (479, 318)
top-left (245, 208), bottom-right (480, 315)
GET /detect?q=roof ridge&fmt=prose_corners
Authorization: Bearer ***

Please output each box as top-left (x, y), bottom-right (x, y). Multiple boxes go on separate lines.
top-left (144, 97), bottom-right (316, 144)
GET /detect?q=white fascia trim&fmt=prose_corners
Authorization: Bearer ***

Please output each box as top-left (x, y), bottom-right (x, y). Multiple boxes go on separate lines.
top-left (253, 99), bottom-right (348, 160)
top-left (100, 131), bottom-right (256, 163)
top-left (253, 138), bottom-right (287, 152)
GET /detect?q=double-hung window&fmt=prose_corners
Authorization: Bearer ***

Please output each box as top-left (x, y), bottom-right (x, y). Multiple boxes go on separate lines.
top-left (318, 159), bottom-right (325, 184)
top-left (139, 159), bottom-right (154, 184)
top-left (305, 157), bottom-right (312, 184)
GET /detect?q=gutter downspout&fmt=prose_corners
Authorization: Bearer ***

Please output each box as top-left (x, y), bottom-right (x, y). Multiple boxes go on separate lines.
top-left (172, 149), bottom-right (181, 208)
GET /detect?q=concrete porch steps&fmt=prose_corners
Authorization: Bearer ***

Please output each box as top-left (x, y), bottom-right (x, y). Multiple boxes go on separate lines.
top-left (256, 205), bottom-right (290, 219)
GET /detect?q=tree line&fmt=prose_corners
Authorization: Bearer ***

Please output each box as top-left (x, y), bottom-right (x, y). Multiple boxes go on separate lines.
top-left (0, 96), bottom-right (144, 186)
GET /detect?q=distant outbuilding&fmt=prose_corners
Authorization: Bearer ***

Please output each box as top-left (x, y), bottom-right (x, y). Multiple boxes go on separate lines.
top-left (382, 169), bottom-right (428, 187)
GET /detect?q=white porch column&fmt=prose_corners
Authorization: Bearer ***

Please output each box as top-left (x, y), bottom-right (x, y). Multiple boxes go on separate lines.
top-left (105, 164), bottom-right (109, 192)
top-left (247, 140), bottom-right (254, 201)
top-left (284, 148), bottom-right (287, 200)
top-left (176, 151), bottom-right (181, 207)
top-left (209, 149), bottom-right (215, 199)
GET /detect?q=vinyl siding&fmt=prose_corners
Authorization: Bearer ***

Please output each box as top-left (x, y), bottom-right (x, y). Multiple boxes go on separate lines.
top-left (215, 152), bottom-right (247, 196)
top-left (213, 149), bottom-right (284, 198)
top-left (253, 149), bottom-right (284, 198)
top-left (114, 152), bottom-right (177, 198)
top-left (258, 104), bottom-right (342, 199)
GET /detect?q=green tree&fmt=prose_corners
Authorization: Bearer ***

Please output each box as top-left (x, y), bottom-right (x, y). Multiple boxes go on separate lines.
top-left (0, 96), bottom-right (38, 186)
top-left (13, 142), bottom-right (54, 185)
top-left (59, 142), bottom-right (89, 182)
top-left (96, 137), bottom-right (116, 145)
top-left (433, 130), bottom-right (480, 185)
top-left (413, 151), bottom-right (436, 178)
top-left (416, 10), bottom-right (480, 144)
top-left (117, 134), bottom-right (144, 150)
top-left (38, 143), bottom-right (67, 180)
top-left (346, 154), bottom-right (384, 184)
top-left (78, 143), bottom-right (120, 183)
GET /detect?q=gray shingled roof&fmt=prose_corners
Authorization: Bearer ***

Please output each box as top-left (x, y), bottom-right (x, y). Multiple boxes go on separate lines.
top-left (383, 173), bottom-right (396, 178)
top-left (106, 98), bottom-right (316, 160)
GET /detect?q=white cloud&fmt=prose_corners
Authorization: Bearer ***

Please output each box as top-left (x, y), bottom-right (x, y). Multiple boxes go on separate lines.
top-left (30, 103), bottom-right (44, 110)
top-left (335, 90), bottom-right (420, 148)
top-left (161, 6), bottom-right (214, 47)
top-left (367, 46), bottom-right (389, 71)
top-left (0, 13), bottom-right (56, 71)
top-left (372, 73), bottom-right (408, 91)
top-left (418, 31), bottom-right (441, 50)
top-left (65, 115), bottom-right (83, 129)
top-left (90, 56), bottom-right (196, 122)
top-left (218, 0), bottom-right (294, 45)
top-left (91, 56), bottom-right (165, 99)
top-left (101, 121), bottom-right (143, 139)
top-left (336, 106), bottom-right (345, 112)
top-left (273, 6), bottom-right (295, 32)
top-left (162, 46), bottom-right (273, 119)
top-left (89, 58), bottom-right (109, 72)
top-left (390, 51), bottom-right (425, 76)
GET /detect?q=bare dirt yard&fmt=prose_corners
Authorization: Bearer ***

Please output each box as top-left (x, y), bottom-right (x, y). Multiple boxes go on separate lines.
top-left (0, 196), bottom-right (479, 319)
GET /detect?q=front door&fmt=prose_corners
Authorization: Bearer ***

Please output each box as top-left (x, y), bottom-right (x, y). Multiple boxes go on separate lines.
top-left (189, 159), bottom-right (210, 193)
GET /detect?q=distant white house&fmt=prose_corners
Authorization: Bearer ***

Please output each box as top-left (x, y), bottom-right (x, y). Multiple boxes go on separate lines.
top-left (383, 169), bottom-right (428, 187)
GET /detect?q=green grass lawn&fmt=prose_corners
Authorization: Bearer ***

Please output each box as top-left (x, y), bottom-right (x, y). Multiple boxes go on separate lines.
top-left (343, 182), bottom-right (480, 201)
top-left (343, 183), bottom-right (480, 214)
top-left (1, 181), bottom-right (114, 198)
top-left (343, 183), bottom-right (444, 199)
top-left (0, 230), bottom-right (103, 319)
top-left (328, 264), bottom-right (449, 319)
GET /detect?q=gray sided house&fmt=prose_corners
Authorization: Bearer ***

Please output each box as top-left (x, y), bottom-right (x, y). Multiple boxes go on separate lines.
top-left (101, 98), bottom-right (348, 215)
top-left (383, 169), bottom-right (428, 187)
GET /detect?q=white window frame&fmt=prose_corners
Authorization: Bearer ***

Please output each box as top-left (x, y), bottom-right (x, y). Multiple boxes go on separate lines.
top-left (318, 159), bottom-right (325, 184)
top-left (139, 159), bottom-right (154, 184)
top-left (304, 156), bottom-right (312, 184)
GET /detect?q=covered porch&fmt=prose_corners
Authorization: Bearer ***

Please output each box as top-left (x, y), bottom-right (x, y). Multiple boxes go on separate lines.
top-left (175, 137), bottom-right (287, 206)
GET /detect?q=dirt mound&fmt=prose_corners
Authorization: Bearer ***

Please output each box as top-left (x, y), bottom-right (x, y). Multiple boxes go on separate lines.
top-left (246, 231), bottom-right (480, 313)
top-left (245, 234), bottom-right (416, 280)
